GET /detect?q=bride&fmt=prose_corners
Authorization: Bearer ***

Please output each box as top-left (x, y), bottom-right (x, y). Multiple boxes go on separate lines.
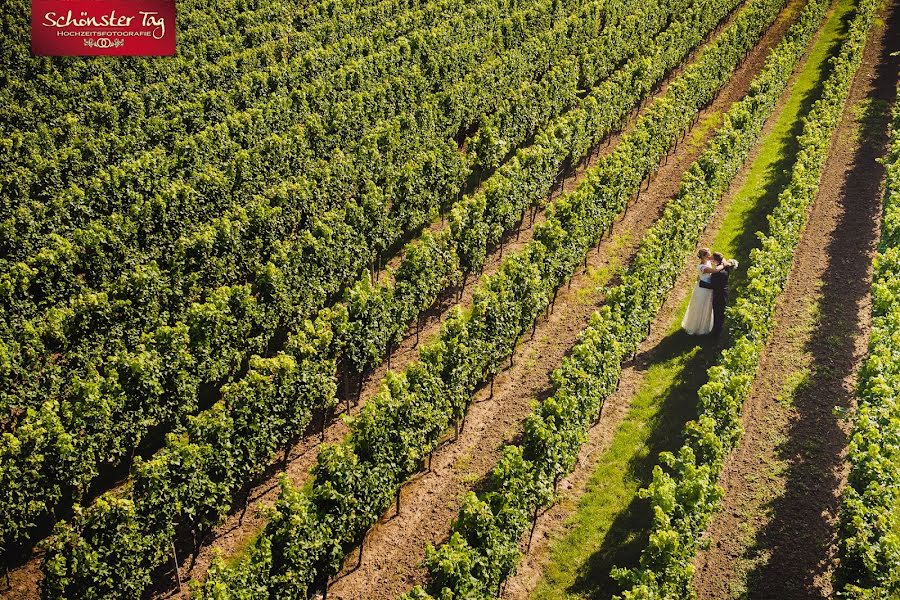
top-left (681, 247), bottom-right (723, 335)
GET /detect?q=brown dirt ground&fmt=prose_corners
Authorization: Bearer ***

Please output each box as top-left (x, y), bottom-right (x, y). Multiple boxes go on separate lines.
top-left (691, 1), bottom-right (900, 598)
top-left (500, 0), bottom-right (824, 596)
top-left (323, 3), bottom-right (809, 599)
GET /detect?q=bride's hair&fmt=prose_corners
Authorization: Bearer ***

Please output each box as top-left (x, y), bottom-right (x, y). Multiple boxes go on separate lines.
top-left (698, 247), bottom-right (711, 260)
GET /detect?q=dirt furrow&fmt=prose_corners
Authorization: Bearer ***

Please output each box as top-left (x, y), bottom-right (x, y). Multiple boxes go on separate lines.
top-left (321, 3), bottom-right (807, 597)
top-left (500, 0), bottom-right (819, 595)
top-left (692, 1), bottom-right (900, 598)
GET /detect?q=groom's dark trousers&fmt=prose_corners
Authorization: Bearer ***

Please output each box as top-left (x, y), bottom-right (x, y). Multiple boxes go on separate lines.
top-left (699, 269), bottom-right (730, 336)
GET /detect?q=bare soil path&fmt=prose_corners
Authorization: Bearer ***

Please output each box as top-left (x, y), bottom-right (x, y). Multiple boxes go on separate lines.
top-left (692, 1), bottom-right (900, 598)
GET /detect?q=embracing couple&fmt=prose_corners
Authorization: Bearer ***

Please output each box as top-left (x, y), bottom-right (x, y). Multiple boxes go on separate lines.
top-left (682, 247), bottom-right (738, 337)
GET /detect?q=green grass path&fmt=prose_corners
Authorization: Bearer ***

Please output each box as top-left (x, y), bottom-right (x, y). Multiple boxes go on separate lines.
top-left (528, 0), bottom-right (857, 597)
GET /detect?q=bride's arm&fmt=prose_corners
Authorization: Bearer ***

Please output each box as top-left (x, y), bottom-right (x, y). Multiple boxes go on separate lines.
top-left (701, 264), bottom-right (724, 273)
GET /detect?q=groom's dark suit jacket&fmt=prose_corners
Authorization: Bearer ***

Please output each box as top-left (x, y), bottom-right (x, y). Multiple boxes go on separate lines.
top-left (699, 264), bottom-right (733, 335)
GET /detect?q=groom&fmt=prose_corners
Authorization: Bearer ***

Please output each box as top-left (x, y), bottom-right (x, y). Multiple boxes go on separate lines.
top-left (700, 252), bottom-right (738, 337)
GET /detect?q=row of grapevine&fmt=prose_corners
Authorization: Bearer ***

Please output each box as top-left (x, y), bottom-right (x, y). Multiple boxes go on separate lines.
top-left (402, 0), bottom-right (832, 594)
top-left (0, 0), bottom-right (660, 556)
top-left (0, 0), bottom-right (419, 130)
top-left (0, 0), bottom-right (470, 202)
top-left (185, 0), bottom-right (787, 596)
top-left (1, 0), bottom-right (548, 261)
top-left (28, 0), bottom-right (721, 593)
top-left (835, 83), bottom-right (900, 597)
top-left (612, 0), bottom-right (878, 596)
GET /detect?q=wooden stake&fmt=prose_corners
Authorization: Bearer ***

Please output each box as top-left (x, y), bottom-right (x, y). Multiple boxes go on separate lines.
top-left (171, 542), bottom-right (182, 593)
top-left (343, 361), bottom-right (350, 404)
top-left (527, 504), bottom-right (540, 551)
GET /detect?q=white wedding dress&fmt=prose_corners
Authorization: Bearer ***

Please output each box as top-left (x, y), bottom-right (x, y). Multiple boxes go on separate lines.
top-left (681, 263), bottom-right (715, 335)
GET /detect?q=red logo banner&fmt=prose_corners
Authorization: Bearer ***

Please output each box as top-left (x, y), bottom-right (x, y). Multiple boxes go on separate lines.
top-left (32, 0), bottom-right (176, 56)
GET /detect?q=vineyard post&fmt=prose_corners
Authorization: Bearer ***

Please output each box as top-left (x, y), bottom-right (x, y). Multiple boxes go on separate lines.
top-left (527, 503), bottom-right (540, 551)
top-left (128, 445), bottom-right (136, 476)
top-left (171, 541), bottom-right (182, 593)
top-left (395, 488), bottom-right (401, 516)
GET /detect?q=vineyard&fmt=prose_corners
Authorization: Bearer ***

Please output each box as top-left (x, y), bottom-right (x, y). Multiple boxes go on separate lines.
top-left (1, 0), bottom-right (899, 596)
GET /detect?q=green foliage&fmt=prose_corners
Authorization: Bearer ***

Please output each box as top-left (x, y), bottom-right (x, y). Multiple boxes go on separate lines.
top-left (6, 0), bottom-right (650, 558)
